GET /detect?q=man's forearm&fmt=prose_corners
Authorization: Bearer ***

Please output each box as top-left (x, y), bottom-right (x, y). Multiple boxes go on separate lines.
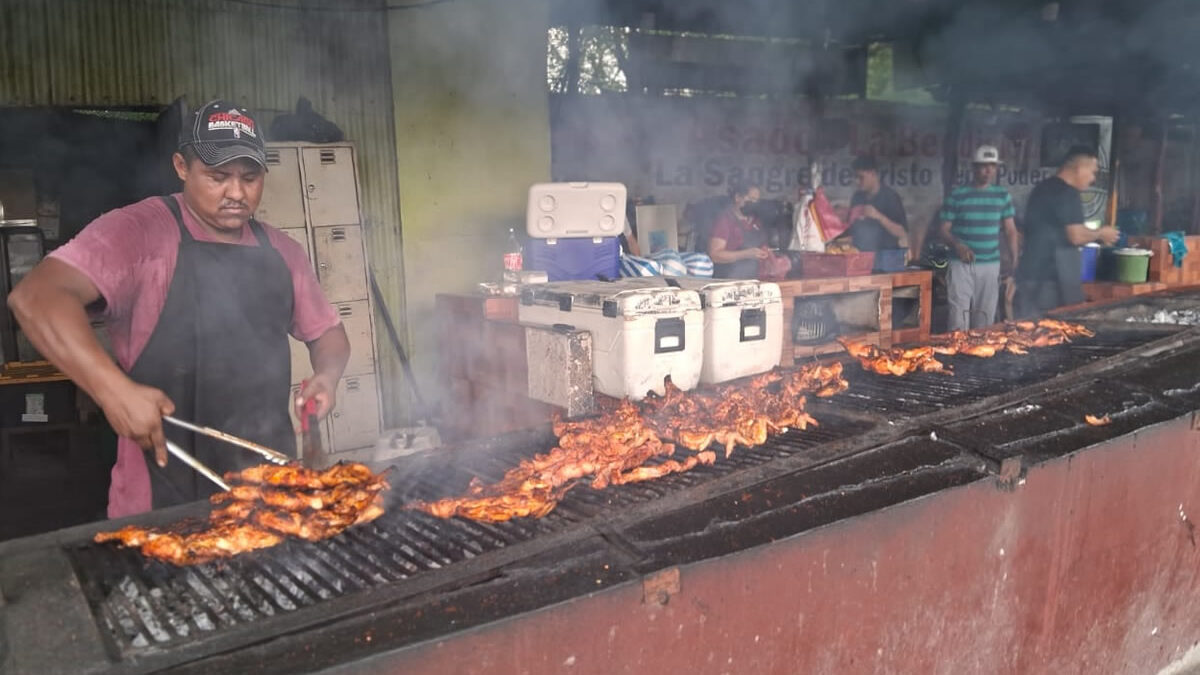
top-left (9, 283), bottom-right (129, 406)
top-left (307, 324), bottom-right (351, 384)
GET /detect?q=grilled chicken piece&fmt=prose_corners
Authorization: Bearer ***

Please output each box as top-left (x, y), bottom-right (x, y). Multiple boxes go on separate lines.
top-left (94, 525), bottom-right (163, 548)
top-left (227, 461), bottom-right (378, 490)
top-left (94, 462), bottom-right (392, 565)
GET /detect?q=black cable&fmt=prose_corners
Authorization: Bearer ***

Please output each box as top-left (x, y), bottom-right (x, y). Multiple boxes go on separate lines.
top-left (214, 0), bottom-right (457, 12)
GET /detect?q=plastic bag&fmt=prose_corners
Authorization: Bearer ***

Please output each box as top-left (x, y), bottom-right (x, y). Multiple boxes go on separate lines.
top-left (757, 252), bottom-right (792, 280)
top-left (789, 192), bottom-right (824, 252)
top-left (812, 187), bottom-right (850, 242)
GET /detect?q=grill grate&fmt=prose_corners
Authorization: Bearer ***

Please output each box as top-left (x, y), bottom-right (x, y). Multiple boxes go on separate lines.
top-left (65, 327), bottom-right (1178, 661)
top-left (820, 329), bottom-right (1176, 416)
top-left (66, 414), bottom-right (872, 661)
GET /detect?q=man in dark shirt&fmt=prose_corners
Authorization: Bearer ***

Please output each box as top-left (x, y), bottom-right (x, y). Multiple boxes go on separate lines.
top-left (847, 155), bottom-right (908, 252)
top-left (1015, 146), bottom-right (1120, 317)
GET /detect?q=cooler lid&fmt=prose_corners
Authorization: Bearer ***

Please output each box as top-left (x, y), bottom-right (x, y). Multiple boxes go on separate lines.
top-left (644, 278), bottom-right (782, 308)
top-left (521, 280), bottom-right (700, 317)
top-left (526, 182), bottom-right (626, 239)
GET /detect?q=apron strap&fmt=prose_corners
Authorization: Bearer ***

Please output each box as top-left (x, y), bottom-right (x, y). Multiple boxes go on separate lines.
top-left (160, 195), bottom-right (271, 249)
top-left (247, 218), bottom-right (272, 248)
top-left (159, 195), bottom-right (194, 243)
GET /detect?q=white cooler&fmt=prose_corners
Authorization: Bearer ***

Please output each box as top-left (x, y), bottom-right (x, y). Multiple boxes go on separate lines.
top-left (519, 280), bottom-right (703, 400)
top-left (630, 278), bottom-right (783, 384)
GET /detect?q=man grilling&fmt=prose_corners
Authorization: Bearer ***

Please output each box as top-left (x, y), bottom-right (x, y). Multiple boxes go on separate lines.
top-left (1014, 146), bottom-right (1120, 317)
top-left (8, 100), bottom-right (350, 518)
top-left (845, 155), bottom-right (909, 253)
top-left (938, 145), bottom-right (1020, 331)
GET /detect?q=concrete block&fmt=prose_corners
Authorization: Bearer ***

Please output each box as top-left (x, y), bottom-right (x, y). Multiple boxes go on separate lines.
top-left (524, 324), bottom-right (594, 418)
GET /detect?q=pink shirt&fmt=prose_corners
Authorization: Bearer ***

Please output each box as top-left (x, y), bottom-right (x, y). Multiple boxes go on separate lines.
top-left (709, 206), bottom-right (761, 252)
top-left (50, 194), bottom-right (340, 518)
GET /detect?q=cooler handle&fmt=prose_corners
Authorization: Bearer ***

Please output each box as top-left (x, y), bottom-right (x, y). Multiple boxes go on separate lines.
top-left (740, 307), bottom-right (766, 342)
top-left (654, 317), bottom-right (686, 354)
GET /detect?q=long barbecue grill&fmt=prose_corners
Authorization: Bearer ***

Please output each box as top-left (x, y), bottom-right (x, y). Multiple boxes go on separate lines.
top-left (3, 296), bottom-right (1200, 674)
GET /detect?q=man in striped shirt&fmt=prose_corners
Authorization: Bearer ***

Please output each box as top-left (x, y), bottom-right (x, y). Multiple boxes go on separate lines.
top-left (938, 145), bottom-right (1020, 331)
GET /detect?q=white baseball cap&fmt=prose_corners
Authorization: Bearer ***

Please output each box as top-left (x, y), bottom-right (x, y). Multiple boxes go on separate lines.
top-left (972, 145), bottom-right (1002, 164)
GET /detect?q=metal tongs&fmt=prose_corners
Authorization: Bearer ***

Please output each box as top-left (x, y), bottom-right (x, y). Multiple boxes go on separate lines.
top-left (164, 439), bottom-right (231, 491)
top-left (163, 415), bottom-right (291, 465)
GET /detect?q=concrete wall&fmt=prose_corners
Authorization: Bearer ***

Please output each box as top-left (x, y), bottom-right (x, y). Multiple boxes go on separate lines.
top-left (387, 0), bottom-right (552, 400)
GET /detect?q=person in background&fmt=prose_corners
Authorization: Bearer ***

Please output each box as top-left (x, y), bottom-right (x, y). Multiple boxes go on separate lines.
top-left (8, 100), bottom-right (350, 518)
top-left (938, 145), bottom-right (1020, 330)
top-left (1015, 146), bottom-right (1120, 317)
top-left (709, 182), bottom-right (790, 278)
top-left (846, 155), bottom-right (909, 253)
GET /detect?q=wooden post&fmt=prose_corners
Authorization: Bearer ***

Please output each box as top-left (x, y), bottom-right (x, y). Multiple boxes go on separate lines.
top-left (1151, 120), bottom-right (1168, 235)
top-left (1106, 115), bottom-right (1121, 228)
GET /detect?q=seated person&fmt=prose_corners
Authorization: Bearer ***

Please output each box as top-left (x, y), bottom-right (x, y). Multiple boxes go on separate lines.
top-left (708, 183), bottom-right (791, 279)
top-left (845, 155), bottom-right (909, 253)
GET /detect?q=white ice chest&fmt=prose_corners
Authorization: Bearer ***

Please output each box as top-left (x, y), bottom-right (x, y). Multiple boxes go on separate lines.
top-left (518, 279), bottom-right (703, 400)
top-left (628, 278), bottom-right (783, 384)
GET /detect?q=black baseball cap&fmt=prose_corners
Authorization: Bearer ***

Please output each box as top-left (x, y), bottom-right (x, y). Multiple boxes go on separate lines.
top-left (178, 99), bottom-right (267, 168)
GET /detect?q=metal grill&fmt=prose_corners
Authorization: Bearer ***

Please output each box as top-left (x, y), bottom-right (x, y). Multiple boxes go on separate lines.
top-left (819, 327), bottom-right (1179, 417)
top-left (67, 413), bottom-right (873, 661)
top-left (64, 324), bottom-right (1183, 662)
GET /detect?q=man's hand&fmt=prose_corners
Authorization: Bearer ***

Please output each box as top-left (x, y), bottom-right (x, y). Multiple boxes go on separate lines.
top-left (296, 373), bottom-right (338, 420)
top-left (743, 247), bottom-right (771, 260)
top-left (100, 381), bottom-right (175, 467)
top-left (1097, 226), bottom-right (1121, 246)
top-left (954, 242), bottom-right (976, 263)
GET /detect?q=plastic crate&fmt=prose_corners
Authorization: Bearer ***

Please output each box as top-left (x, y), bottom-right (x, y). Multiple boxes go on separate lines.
top-left (799, 252), bottom-right (876, 278)
top-left (873, 248), bottom-right (907, 273)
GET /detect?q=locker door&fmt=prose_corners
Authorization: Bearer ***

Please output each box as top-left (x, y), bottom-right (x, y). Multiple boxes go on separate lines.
top-left (312, 225), bottom-right (368, 302)
top-left (329, 374), bottom-right (381, 452)
top-left (301, 146), bottom-right (360, 226)
top-left (257, 147), bottom-right (306, 228)
top-left (335, 301), bottom-right (376, 377)
top-left (280, 227), bottom-right (311, 264)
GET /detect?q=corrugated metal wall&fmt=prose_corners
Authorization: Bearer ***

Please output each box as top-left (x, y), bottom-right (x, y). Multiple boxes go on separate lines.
top-left (0, 0), bottom-right (413, 424)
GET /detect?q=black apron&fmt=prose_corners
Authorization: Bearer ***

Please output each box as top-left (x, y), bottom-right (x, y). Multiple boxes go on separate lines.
top-left (1053, 246), bottom-right (1086, 306)
top-left (713, 216), bottom-right (767, 279)
top-left (130, 196), bottom-right (296, 508)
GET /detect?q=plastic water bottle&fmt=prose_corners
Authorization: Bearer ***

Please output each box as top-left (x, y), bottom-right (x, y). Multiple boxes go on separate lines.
top-left (503, 227), bottom-right (523, 277)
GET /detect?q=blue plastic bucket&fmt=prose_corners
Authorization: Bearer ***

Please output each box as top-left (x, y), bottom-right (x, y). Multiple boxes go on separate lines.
top-left (1080, 245), bottom-right (1100, 282)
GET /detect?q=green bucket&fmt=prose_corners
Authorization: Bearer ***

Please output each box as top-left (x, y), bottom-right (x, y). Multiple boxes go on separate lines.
top-left (1113, 248), bottom-right (1152, 283)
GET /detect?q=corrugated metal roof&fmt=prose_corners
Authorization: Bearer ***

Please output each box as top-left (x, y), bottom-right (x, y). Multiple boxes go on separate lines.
top-left (0, 0), bottom-right (413, 424)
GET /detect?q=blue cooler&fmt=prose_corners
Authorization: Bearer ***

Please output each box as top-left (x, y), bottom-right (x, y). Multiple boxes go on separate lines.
top-left (1080, 244), bottom-right (1100, 282)
top-left (526, 237), bottom-right (621, 281)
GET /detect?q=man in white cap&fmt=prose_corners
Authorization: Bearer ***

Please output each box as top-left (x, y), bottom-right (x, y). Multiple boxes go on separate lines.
top-left (937, 145), bottom-right (1020, 331)
top-left (8, 99), bottom-right (350, 516)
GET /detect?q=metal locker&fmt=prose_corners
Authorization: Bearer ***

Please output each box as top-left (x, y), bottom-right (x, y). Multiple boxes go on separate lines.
top-left (301, 146), bottom-right (360, 226)
top-left (257, 147), bottom-right (307, 228)
top-left (288, 336), bottom-right (312, 386)
top-left (335, 301), bottom-right (376, 377)
top-left (329, 374), bottom-right (381, 452)
top-left (279, 227), bottom-right (311, 261)
top-left (288, 383), bottom-right (331, 462)
top-left (312, 225), bottom-right (368, 302)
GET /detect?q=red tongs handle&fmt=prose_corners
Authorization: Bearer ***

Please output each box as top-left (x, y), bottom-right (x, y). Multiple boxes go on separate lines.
top-left (299, 379), bottom-right (320, 432)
